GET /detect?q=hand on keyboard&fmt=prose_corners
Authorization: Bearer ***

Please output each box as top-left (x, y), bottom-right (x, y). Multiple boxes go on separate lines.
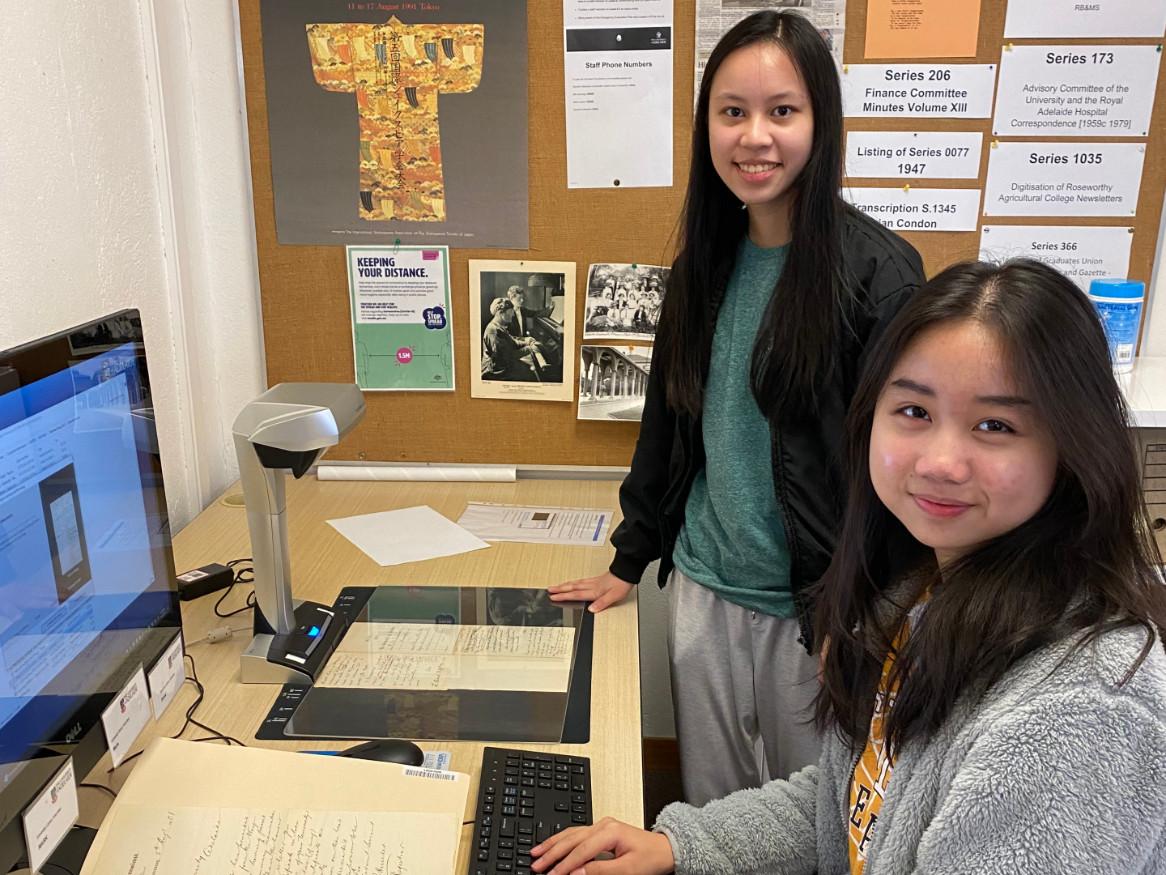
top-left (528, 817), bottom-right (674, 875)
top-left (469, 747), bottom-right (593, 875)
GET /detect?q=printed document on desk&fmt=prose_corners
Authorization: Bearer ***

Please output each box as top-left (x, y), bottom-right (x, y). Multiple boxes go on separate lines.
top-left (457, 502), bottom-right (613, 545)
top-left (80, 738), bottom-right (470, 875)
top-left (327, 504), bottom-right (490, 565)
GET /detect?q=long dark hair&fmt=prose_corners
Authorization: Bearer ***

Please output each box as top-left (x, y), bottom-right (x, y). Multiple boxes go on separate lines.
top-left (655, 10), bottom-right (850, 421)
top-left (815, 259), bottom-right (1166, 755)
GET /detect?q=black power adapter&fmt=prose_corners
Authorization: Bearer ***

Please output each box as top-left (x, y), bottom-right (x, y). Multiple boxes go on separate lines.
top-left (176, 563), bottom-right (235, 601)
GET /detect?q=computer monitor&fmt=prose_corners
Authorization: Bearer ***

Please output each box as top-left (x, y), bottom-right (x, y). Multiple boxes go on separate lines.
top-left (0, 310), bottom-right (182, 869)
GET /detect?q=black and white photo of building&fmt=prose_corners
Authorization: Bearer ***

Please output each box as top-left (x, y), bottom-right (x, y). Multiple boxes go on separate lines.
top-left (577, 345), bottom-right (652, 422)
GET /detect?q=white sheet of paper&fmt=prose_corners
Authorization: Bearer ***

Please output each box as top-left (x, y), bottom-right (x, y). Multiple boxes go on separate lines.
top-left (21, 758), bottom-right (78, 874)
top-left (846, 131), bottom-right (983, 179)
top-left (147, 632), bottom-right (185, 720)
top-left (980, 225), bottom-right (1134, 290)
top-left (456, 502), bottom-right (613, 545)
top-left (101, 664), bottom-right (151, 768)
top-left (1004, 0), bottom-right (1166, 38)
top-left (563, 0), bottom-right (673, 188)
top-left (983, 142), bottom-right (1144, 217)
top-left (93, 806), bottom-right (458, 875)
top-left (327, 505), bottom-right (489, 566)
top-left (841, 64), bottom-right (997, 118)
top-left (844, 187), bottom-right (982, 232)
top-left (993, 45), bottom-right (1160, 137)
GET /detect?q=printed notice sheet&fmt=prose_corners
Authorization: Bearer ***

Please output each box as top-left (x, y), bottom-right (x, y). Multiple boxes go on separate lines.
top-left (564, 0), bottom-right (673, 188)
top-left (842, 64), bottom-right (997, 118)
top-left (844, 187), bottom-right (982, 232)
top-left (316, 622), bottom-right (576, 693)
top-left (696, 0), bottom-right (846, 98)
top-left (846, 131), bottom-right (983, 179)
top-left (457, 502), bottom-right (613, 546)
top-left (865, 0), bottom-right (981, 59)
top-left (347, 245), bottom-right (454, 391)
top-left (983, 142), bottom-right (1144, 217)
top-left (1004, 0), bottom-right (1166, 38)
top-left (994, 45), bottom-right (1161, 137)
top-left (980, 226), bottom-right (1133, 291)
top-left (91, 806), bottom-right (457, 875)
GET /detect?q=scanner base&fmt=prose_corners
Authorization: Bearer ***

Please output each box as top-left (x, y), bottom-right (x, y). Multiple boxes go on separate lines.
top-left (240, 601), bottom-right (344, 684)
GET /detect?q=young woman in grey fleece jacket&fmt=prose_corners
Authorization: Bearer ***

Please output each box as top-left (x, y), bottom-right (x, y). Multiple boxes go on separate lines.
top-left (531, 260), bottom-right (1166, 875)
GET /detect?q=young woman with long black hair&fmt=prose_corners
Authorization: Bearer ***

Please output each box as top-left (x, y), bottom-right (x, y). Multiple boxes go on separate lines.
top-left (549, 11), bottom-right (924, 803)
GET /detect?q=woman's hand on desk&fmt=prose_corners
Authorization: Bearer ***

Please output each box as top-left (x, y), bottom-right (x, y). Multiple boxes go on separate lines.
top-left (548, 572), bottom-right (633, 613)
top-left (530, 817), bottom-right (674, 875)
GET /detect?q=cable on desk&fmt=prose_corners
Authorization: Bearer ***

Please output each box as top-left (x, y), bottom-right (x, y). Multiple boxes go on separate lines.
top-left (175, 654), bottom-right (246, 747)
top-left (11, 827), bottom-right (91, 875)
top-left (108, 653), bottom-right (246, 774)
top-left (12, 859), bottom-right (75, 875)
top-left (214, 558), bottom-right (256, 618)
top-left (78, 782), bottom-right (117, 800)
top-left (185, 625), bottom-right (251, 647)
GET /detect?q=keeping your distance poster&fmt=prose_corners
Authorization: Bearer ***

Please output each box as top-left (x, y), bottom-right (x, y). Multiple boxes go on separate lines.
top-left (347, 245), bottom-right (454, 391)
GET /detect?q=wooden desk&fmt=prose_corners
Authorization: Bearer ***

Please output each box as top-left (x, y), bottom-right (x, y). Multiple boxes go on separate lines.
top-left (87, 476), bottom-right (642, 871)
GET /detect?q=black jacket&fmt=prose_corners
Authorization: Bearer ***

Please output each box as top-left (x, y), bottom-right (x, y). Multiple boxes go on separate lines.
top-left (608, 210), bottom-right (925, 648)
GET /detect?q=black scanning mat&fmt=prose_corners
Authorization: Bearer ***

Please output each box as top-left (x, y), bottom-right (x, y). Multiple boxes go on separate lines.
top-left (256, 586), bottom-right (593, 744)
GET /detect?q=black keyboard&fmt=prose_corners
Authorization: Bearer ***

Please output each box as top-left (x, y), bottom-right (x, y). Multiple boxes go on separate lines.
top-left (467, 746), bottom-right (593, 875)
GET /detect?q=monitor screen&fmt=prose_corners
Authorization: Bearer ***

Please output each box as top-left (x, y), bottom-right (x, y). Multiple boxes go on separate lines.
top-left (0, 310), bottom-right (181, 868)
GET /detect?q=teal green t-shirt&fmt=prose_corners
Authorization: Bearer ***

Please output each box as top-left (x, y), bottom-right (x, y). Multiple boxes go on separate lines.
top-left (672, 238), bottom-right (794, 617)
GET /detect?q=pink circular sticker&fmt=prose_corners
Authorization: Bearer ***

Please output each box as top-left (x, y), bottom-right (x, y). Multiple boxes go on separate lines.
top-left (396, 347), bottom-right (413, 364)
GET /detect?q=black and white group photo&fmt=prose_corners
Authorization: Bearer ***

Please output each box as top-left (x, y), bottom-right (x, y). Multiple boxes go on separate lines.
top-left (582, 263), bottom-right (670, 342)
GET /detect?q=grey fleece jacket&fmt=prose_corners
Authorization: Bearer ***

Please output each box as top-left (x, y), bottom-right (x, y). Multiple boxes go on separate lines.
top-left (655, 624), bottom-right (1166, 874)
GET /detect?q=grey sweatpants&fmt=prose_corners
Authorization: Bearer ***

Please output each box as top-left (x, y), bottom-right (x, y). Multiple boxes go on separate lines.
top-left (666, 568), bottom-right (822, 807)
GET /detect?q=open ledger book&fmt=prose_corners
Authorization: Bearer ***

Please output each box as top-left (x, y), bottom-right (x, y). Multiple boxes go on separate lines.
top-left (79, 738), bottom-right (470, 874)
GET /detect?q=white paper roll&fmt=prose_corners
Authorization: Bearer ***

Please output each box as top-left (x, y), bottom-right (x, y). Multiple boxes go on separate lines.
top-left (316, 465), bottom-right (516, 482)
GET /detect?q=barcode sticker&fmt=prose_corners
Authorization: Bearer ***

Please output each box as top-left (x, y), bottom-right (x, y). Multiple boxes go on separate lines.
top-left (404, 767), bottom-right (457, 781)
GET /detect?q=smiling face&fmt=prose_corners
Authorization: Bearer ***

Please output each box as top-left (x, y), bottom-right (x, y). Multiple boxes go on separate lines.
top-left (869, 320), bottom-right (1059, 567)
top-left (707, 41), bottom-right (814, 247)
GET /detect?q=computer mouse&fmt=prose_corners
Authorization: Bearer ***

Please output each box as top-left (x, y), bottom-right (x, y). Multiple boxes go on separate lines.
top-left (337, 738), bottom-right (426, 766)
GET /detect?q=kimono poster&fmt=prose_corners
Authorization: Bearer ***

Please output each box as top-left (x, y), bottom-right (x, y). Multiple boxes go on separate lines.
top-left (347, 245), bottom-right (454, 391)
top-left (260, 0), bottom-right (528, 248)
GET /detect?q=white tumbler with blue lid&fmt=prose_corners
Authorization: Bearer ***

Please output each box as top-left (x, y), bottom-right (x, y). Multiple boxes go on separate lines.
top-left (1088, 279), bottom-right (1144, 375)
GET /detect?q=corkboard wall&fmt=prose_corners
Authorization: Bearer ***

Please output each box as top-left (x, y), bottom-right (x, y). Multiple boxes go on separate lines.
top-left (238, 1), bottom-right (1166, 466)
